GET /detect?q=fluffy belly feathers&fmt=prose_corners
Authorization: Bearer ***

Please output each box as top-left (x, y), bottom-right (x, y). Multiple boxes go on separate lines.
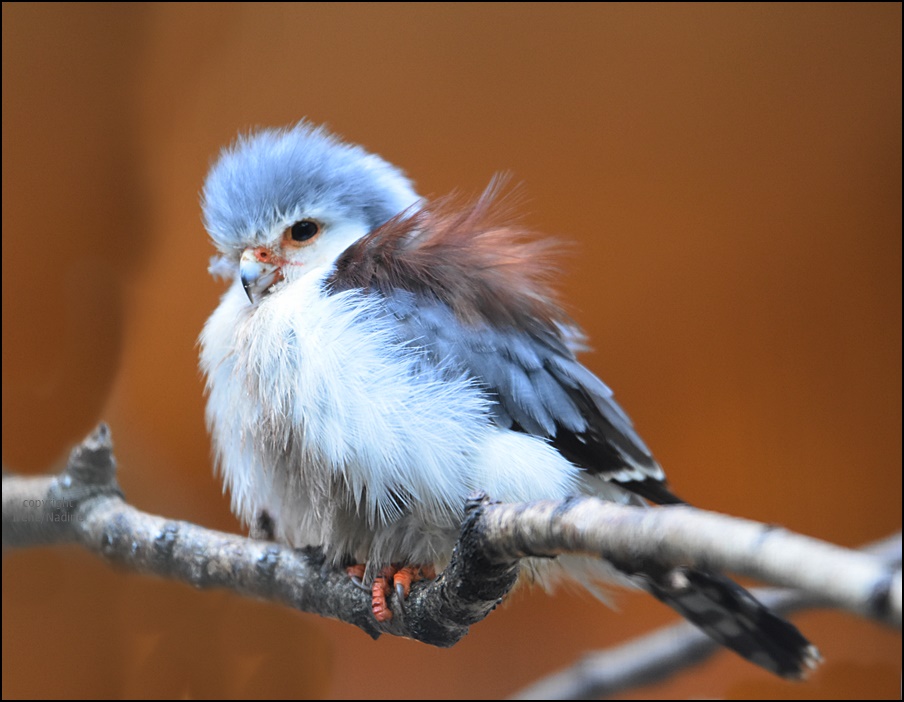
top-left (200, 270), bottom-right (581, 569)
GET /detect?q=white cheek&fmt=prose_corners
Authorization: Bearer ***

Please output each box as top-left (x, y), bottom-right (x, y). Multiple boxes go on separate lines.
top-left (290, 220), bottom-right (369, 271)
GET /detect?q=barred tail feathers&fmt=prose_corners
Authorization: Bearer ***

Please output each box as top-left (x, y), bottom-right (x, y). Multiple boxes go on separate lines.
top-left (646, 567), bottom-right (821, 679)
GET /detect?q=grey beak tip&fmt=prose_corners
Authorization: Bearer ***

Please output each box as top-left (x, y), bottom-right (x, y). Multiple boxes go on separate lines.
top-left (241, 277), bottom-right (255, 304)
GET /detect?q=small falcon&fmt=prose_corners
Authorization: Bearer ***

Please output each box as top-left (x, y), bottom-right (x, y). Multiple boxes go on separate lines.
top-left (199, 122), bottom-right (819, 678)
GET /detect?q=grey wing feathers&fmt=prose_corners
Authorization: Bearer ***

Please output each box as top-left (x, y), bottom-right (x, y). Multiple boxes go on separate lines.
top-left (378, 290), bottom-right (819, 678)
top-left (381, 289), bottom-right (665, 487)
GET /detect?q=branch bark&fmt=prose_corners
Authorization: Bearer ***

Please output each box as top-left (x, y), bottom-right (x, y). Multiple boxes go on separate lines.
top-left (3, 425), bottom-right (521, 644)
top-left (3, 424), bottom-right (901, 658)
top-left (510, 534), bottom-right (902, 700)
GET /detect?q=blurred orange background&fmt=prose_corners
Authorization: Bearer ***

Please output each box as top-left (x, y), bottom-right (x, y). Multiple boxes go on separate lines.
top-left (2, 3), bottom-right (900, 699)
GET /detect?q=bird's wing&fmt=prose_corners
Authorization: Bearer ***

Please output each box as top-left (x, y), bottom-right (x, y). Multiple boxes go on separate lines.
top-left (326, 181), bottom-right (677, 501)
top-left (325, 184), bottom-right (824, 679)
top-left (381, 290), bottom-right (675, 495)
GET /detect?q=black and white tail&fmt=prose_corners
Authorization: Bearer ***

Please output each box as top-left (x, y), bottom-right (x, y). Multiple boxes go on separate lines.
top-left (644, 566), bottom-right (821, 678)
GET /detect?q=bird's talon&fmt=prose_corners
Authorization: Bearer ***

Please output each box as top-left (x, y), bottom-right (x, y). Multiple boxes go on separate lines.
top-left (372, 569), bottom-right (395, 622)
top-left (345, 564), bottom-right (370, 592)
top-left (361, 564), bottom-right (436, 622)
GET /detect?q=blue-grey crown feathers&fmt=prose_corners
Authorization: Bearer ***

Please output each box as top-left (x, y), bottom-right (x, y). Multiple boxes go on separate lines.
top-left (201, 121), bottom-right (420, 250)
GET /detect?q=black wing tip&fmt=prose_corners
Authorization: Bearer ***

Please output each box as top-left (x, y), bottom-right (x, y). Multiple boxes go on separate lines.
top-left (616, 478), bottom-right (685, 505)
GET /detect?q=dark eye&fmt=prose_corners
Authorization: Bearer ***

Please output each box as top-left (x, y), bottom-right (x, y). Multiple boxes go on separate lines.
top-left (290, 220), bottom-right (320, 242)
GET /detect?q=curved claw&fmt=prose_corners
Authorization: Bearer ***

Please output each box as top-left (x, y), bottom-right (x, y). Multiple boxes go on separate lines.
top-left (345, 564), bottom-right (370, 592)
top-left (349, 575), bottom-right (369, 592)
top-left (349, 563), bottom-right (438, 623)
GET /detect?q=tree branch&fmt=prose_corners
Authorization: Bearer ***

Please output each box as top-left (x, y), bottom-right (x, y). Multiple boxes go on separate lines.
top-left (2, 424), bottom-right (517, 645)
top-left (510, 533), bottom-right (902, 699)
top-left (3, 424), bottom-right (901, 662)
top-left (474, 498), bottom-right (901, 627)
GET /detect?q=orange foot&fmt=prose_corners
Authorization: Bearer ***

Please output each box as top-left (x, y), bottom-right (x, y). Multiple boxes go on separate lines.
top-left (366, 564), bottom-right (437, 623)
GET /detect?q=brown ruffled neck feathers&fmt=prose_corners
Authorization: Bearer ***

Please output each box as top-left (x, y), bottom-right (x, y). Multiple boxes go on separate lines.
top-left (328, 181), bottom-right (570, 330)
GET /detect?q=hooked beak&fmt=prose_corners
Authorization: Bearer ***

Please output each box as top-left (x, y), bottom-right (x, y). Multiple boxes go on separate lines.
top-left (240, 247), bottom-right (283, 304)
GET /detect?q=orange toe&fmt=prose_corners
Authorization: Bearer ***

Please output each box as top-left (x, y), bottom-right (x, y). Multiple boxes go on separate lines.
top-left (372, 567), bottom-right (395, 622)
top-left (368, 564), bottom-right (437, 623)
top-left (392, 564), bottom-right (437, 599)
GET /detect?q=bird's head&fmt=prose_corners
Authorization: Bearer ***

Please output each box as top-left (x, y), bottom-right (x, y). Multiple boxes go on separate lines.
top-left (201, 122), bottom-right (420, 303)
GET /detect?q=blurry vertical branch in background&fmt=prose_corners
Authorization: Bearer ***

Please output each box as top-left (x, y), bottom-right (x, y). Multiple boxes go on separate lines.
top-left (3, 424), bottom-right (901, 696)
